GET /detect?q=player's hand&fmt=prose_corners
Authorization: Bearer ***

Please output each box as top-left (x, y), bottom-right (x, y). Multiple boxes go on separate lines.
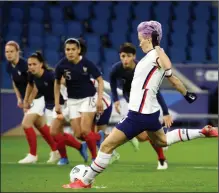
top-left (184, 91), bottom-right (197, 103)
top-left (17, 98), bottom-right (23, 108)
top-left (55, 104), bottom-right (62, 114)
top-left (96, 98), bottom-right (103, 115)
top-left (23, 100), bottom-right (30, 113)
top-left (114, 101), bottom-right (121, 114)
top-left (152, 31), bottom-right (159, 48)
top-left (163, 114), bottom-right (173, 128)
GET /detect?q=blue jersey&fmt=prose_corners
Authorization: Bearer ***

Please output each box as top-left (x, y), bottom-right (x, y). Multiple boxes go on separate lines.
top-left (28, 69), bottom-right (64, 110)
top-left (6, 57), bottom-right (28, 99)
top-left (109, 60), bottom-right (169, 115)
top-left (55, 57), bottom-right (101, 99)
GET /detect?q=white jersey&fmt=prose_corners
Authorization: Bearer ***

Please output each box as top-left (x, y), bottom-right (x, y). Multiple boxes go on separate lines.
top-left (128, 49), bottom-right (165, 114)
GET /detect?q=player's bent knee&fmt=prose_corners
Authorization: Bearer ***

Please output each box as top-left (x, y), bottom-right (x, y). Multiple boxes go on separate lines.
top-left (100, 141), bottom-right (115, 154)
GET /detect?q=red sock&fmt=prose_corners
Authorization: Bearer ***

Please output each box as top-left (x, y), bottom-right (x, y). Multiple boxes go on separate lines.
top-left (24, 127), bottom-right (37, 156)
top-left (94, 132), bottom-right (101, 141)
top-left (149, 140), bottom-right (166, 160)
top-left (38, 124), bottom-right (57, 151)
top-left (83, 131), bottom-right (97, 159)
top-left (53, 134), bottom-right (68, 158)
top-left (64, 133), bottom-right (81, 150)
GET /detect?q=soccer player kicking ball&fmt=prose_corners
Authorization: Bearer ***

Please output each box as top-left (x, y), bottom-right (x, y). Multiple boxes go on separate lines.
top-left (62, 20), bottom-right (218, 189)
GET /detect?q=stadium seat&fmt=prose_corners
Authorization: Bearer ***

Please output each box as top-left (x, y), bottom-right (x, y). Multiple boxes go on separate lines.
top-left (51, 22), bottom-right (66, 36)
top-left (111, 19), bottom-right (129, 34)
top-left (171, 32), bottom-right (188, 48)
top-left (190, 46), bottom-right (206, 63)
top-left (28, 35), bottom-right (43, 50)
top-left (32, 1), bottom-right (47, 7)
top-left (154, 2), bottom-right (171, 23)
top-left (84, 34), bottom-right (101, 51)
top-left (73, 2), bottom-right (91, 20)
top-left (29, 7), bottom-right (44, 22)
top-left (212, 20), bottom-right (217, 33)
top-left (211, 31), bottom-right (218, 46)
top-left (192, 21), bottom-right (209, 36)
top-left (10, 7), bottom-right (23, 21)
top-left (86, 51), bottom-right (100, 65)
top-left (169, 46), bottom-right (186, 64)
top-left (194, 2), bottom-right (211, 21)
top-left (114, 2), bottom-right (131, 21)
top-left (93, 2), bottom-right (111, 20)
top-left (5, 35), bottom-right (21, 45)
top-left (109, 32), bottom-right (128, 49)
top-left (59, 1), bottom-right (73, 8)
top-left (8, 22), bottom-right (23, 36)
top-left (130, 33), bottom-right (139, 47)
top-left (210, 46), bottom-right (218, 63)
top-left (174, 2), bottom-right (191, 21)
top-left (23, 47), bottom-right (38, 58)
top-left (49, 7), bottom-right (63, 22)
top-left (104, 48), bottom-right (119, 64)
top-left (44, 36), bottom-right (60, 50)
top-left (172, 20), bottom-right (189, 34)
top-left (28, 22), bottom-right (43, 36)
top-left (133, 2), bottom-right (151, 21)
top-left (191, 33), bottom-right (208, 47)
top-left (90, 19), bottom-right (108, 35)
top-left (66, 21), bottom-right (83, 37)
top-left (44, 50), bottom-right (60, 66)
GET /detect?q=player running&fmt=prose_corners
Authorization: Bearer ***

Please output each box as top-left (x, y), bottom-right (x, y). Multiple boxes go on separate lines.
top-left (54, 38), bottom-right (105, 161)
top-left (109, 42), bottom-right (171, 169)
top-left (5, 41), bottom-right (60, 164)
top-left (62, 20), bottom-right (218, 189)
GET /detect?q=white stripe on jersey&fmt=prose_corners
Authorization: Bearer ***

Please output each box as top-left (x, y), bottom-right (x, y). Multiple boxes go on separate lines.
top-left (128, 49), bottom-right (165, 114)
top-left (60, 84), bottom-right (68, 101)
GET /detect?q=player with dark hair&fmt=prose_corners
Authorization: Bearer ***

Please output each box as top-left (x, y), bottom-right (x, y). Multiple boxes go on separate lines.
top-left (5, 41), bottom-right (60, 164)
top-left (54, 38), bottom-right (105, 161)
top-left (109, 42), bottom-right (171, 169)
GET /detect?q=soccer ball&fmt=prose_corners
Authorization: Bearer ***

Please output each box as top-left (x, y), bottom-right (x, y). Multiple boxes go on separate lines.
top-left (69, 164), bottom-right (90, 182)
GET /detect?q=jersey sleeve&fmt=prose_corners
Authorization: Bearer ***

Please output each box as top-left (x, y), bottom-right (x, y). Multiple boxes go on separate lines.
top-left (157, 91), bottom-right (169, 115)
top-left (55, 64), bottom-right (64, 80)
top-left (109, 65), bottom-right (119, 102)
top-left (87, 60), bottom-right (102, 79)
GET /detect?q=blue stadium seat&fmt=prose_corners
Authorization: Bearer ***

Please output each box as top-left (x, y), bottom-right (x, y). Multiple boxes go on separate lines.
top-left (28, 22), bottom-right (43, 36)
top-left (169, 46), bottom-right (186, 64)
top-left (133, 2), bottom-right (151, 21)
top-left (49, 7), bottom-right (63, 22)
top-left (23, 47), bottom-right (38, 58)
top-left (10, 7), bottom-right (23, 21)
top-left (192, 21), bottom-right (208, 36)
top-left (51, 22), bottom-right (66, 36)
top-left (109, 32), bottom-right (127, 49)
top-left (111, 20), bottom-right (129, 34)
top-left (174, 2), bottom-right (190, 21)
top-left (194, 2), bottom-right (211, 21)
top-left (190, 47), bottom-right (206, 63)
top-left (171, 32), bottom-right (187, 48)
top-left (59, 1), bottom-right (73, 8)
top-left (212, 20), bottom-right (218, 33)
top-left (211, 31), bottom-right (218, 46)
top-left (29, 7), bottom-right (44, 22)
top-left (131, 20), bottom-right (141, 33)
top-left (135, 47), bottom-right (145, 60)
top-left (5, 35), bottom-right (21, 45)
top-left (32, 1), bottom-right (47, 7)
top-left (8, 22), bottom-right (23, 36)
top-left (66, 21), bottom-right (83, 37)
top-left (86, 51), bottom-right (100, 65)
top-left (210, 46), bottom-right (218, 63)
top-left (44, 50), bottom-right (60, 66)
top-left (28, 35), bottom-right (43, 50)
top-left (172, 20), bottom-right (189, 34)
top-left (104, 48), bottom-right (119, 64)
top-left (114, 2), bottom-right (131, 21)
top-left (191, 33), bottom-right (207, 47)
top-left (73, 2), bottom-right (91, 20)
top-left (84, 34), bottom-right (101, 51)
top-left (91, 19), bottom-right (108, 35)
top-left (44, 36), bottom-right (60, 50)
top-left (130, 33), bottom-right (139, 47)
top-left (93, 3), bottom-right (111, 21)
top-left (154, 2), bottom-right (171, 23)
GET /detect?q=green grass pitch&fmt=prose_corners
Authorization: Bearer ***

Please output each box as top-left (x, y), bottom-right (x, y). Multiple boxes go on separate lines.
top-left (1, 136), bottom-right (218, 192)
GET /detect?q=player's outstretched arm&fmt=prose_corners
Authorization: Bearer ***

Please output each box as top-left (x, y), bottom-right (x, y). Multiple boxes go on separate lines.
top-left (28, 84), bottom-right (38, 104)
top-left (54, 79), bottom-right (61, 113)
top-left (155, 46), bottom-right (197, 103)
top-left (12, 80), bottom-right (22, 107)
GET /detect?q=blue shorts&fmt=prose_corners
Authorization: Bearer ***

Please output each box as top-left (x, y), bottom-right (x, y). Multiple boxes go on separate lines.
top-left (116, 110), bottom-right (161, 140)
top-left (95, 104), bottom-right (112, 126)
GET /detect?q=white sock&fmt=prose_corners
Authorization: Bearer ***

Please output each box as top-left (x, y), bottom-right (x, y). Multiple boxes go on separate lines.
top-left (82, 151), bottom-right (112, 185)
top-left (167, 128), bottom-right (204, 146)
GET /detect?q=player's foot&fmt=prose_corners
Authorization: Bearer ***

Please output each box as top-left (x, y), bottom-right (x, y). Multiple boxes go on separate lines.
top-left (47, 150), bottom-right (61, 163)
top-left (129, 137), bottom-right (140, 151)
top-left (157, 159), bottom-right (168, 170)
top-left (62, 180), bottom-right (92, 189)
top-left (96, 130), bottom-right (105, 149)
top-left (163, 146), bottom-right (169, 151)
top-left (18, 153), bottom-right (38, 164)
top-left (201, 125), bottom-right (218, 137)
top-left (109, 151), bottom-right (120, 164)
top-left (57, 158), bottom-right (69, 165)
top-left (79, 142), bottom-right (88, 163)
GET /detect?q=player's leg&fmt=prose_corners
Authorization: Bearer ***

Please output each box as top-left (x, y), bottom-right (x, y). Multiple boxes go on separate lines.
top-left (147, 125), bottom-right (218, 148)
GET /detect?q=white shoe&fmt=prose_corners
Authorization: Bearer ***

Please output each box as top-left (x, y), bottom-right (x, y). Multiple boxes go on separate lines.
top-left (18, 153), bottom-right (38, 164)
top-left (163, 146), bottom-right (169, 151)
top-left (47, 150), bottom-right (61, 163)
top-left (157, 159), bottom-right (168, 170)
top-left (129, 137), bottom-right (140, 152)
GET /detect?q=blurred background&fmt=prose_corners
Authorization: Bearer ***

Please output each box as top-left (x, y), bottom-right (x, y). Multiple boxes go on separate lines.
top-left (0, 1), bottom-right (218, 135)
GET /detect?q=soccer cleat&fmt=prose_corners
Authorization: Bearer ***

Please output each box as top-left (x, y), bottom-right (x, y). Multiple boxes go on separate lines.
top-left (96, 130), bottom-right (105, 149)
top-left (157, 159), bottom-right (168, 170)
top-left (79, 142), bottom-right (88, 163)
top-left (47, 150), bottom-right (61, 163)
top-left (129, 137), bottom-right (140, 152)
top-left (163, 146), bottom-right (169, 151)
top-left (201, 125), bottom-right (218, 137)
top-left (109, 151), bottom-right (120, 165)
top-left (62, 179), bottom-right (92, 189)
top-left (18, 153), bottom-right (38, 164)
top-left (57, 158), bottom-right (69, 165)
